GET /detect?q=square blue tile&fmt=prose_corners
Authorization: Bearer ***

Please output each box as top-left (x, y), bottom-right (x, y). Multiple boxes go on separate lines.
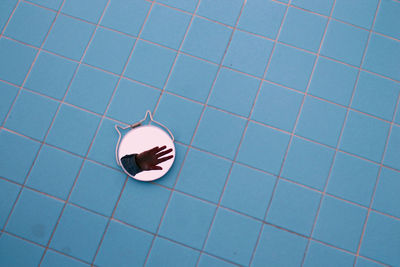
top-left (84, 28), bottom-right (135, 75)
top-left (282, 137), bottom-right (335, 190)
top-left (154, 142), bottom-right (188, 188)
top-left (383, 125), bottom-right (400, 171)
top-left (333, 0), bottom-right (379, 29)
top-left (166, 54), bottom-right (218, 102)
top-left (41, 250), bottom-right (89, 267)
top-left (252, 81), bottom-right (303, 132)
top-left (50, 204), bottom-right (108, 262)
top-left (360, 211), bottom-right (400, 266)
top-left (28, 0), bottom-right (63, 10)
top-left (238, 0), bottom-right (287, 39)
top-left (44, 14), bottom-right (95, 61)
top-left (141, 4), bottom-right (191, 49)
top-left (252, 224), bottom-right (308, 267)
top-left (156, 0), bottom-right (198, 12)
top-left (296, 96), bottom-right (347, 147)
top-left (0, 81), bottom-right (18, 125)
top-left (327, 152), bottom-right (379, 207)
top-left (61, 0), bottom-right (108, 23)
top-left (4, 1), bottom-right (55, 46)
top-left (392, 118), bottom-right (400, 141)
top-left (146, 237), bottom-right (199, 267)
top-left (340, 111), bottom-right (390, 162)
top-left (154, 93), bottom-right (203, 144)
top-left (159, 191), bottom-right (216, 249)
top-left (304, 241), bottom-right (355, 267)
top-left (208, 68), bottom-right (260, 117)
top-left (0, 38), bottom-right (37, 85)
top-left (125, 40), bottom-right (176, 88)
top-left (373, 0), bottom-right (400, 39)
top-left (70, 161), bottom-right (125, 216)
top-left (114, 180), bottom-right (170, 233)
top-left (26, 145), bottom-right (83, 200)
top-left (101, 0), bottom-right (151, 36)
top-left (204, 208), bottom-right (262, 266)
top-left (88, 118), bottom-right (121, 169)
top-left (313, 196), bottom-right (368, 252)
top-left (363, 33), bottom-right (400, 81)
top-left (266, 43), bottom-right (316, 92)
top-left (198, 254), bottom-right (237, 267)
top-left (0, 233), bottom-right (44, 267)
top-left (0, 179), bottom-right (20, 229)
top-left (65, 65), bottom-right (119, 114)
top-left (321, 20), bottom-right (369, 66)
top-left (46, 104), bottom-right (101, 156)
top-left (95, 220), bottom-right (153, 267)
top-left (175, 148), bottom-right (231, 203)
top-left (197, 0), bottom-right (243, 26)
top-left (5, 188), bottom-right (63, 245)
top-left (396, 107), bottom-right (400, 125)
top-left (292, 0), bottom-right (335, 16)
top-left (352, 72), bottom-right (399, 121)
top-left (0, 131), bottom-right (40, 183)
top-left (107, 78), bottom-right (160, 124)
top-left (266, 179), bottom-right (321, 236)
top-left (237, 121), bottom-right (290, 174)
top-left (182, 17), bottom-right (232, 63)
top-left (0, 0), bottom-right (18, 33)
top-left (5, 90), bottom-right (58, 140)
top-left (221, 163), bottom-right (276, 219)
top-left (356, 258), bottom-right (385, 267)
top-left (279, 7), bottom-right (328, 52)
top-left (309, 56), bottom-right (358, 106)
top-left (223, 30), bottom-right (274, 77)
top-left (25, 51), bottom-right (78, 100)
top-left (373, 167), bottom-right (400, 218)
top-left (193, 107), bottom-right (247, 159)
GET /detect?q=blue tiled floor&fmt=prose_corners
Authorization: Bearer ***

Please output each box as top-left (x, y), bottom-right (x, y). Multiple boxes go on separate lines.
top-left (1, 0), bottom-right (400, 266)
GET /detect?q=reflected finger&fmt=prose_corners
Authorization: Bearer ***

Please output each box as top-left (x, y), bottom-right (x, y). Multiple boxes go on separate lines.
top-left (148, 146), bottom-right (159, 152)
top-left (155, 145), bottom-right (167, 153)
top-left (156, 148), bottom-right (173, 157)
top-left (156, 155), bottom-right (174, 164)
top-left (150, 165), bottom-right (162, 170)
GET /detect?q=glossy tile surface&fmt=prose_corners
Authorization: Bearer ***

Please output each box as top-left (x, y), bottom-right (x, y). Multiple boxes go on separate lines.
top-left (1, 0), bottom-right (399, 265)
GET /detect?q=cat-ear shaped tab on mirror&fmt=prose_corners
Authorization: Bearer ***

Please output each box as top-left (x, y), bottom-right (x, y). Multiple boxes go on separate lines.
top-left (115, 110), bottom-right (175, 182)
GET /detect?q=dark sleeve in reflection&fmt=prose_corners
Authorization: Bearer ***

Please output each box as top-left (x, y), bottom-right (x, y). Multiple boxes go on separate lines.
top-left (121, 153), bottom-right (142, 176)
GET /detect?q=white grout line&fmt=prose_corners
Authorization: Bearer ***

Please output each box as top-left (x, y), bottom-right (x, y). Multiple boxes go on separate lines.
top-left (1, 0), bottom-right (399, 265)
top-left (297, 0), bottom-right (386, 266)
top-left (0, 0), bottom-right (21, 37)
top-left (353, 64), bottom-right (400, 266)
top-left (141, 0), bottom-right (207, 264)
top-left (27, 1), bottom-right (116, 264)
top-left (248, 0), bottom-right (338, 265)
top-left (0, 0), bottom-right (68, 236)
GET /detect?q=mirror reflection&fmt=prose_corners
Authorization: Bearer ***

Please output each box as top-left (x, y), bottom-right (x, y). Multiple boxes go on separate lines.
top-left (120, 145), bottom-right (174, 176)
top-left (117, 124), bottom-right (176, 181)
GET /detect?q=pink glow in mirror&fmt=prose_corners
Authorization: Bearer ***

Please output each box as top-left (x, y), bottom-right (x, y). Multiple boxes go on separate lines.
top-left (117, 125), bottom-right (175, 181)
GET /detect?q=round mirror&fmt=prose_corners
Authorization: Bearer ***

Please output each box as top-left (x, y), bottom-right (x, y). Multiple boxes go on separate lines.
top-left (117, 124), bottom-right (175, 181)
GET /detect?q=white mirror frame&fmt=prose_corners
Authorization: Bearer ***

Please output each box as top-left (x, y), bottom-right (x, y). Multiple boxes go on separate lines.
top-left (115, 110), bottom-right (175, 181)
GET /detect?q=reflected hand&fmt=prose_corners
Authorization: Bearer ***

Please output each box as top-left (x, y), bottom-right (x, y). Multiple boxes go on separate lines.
top-left (135, 145), bottom-right (174, 171)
